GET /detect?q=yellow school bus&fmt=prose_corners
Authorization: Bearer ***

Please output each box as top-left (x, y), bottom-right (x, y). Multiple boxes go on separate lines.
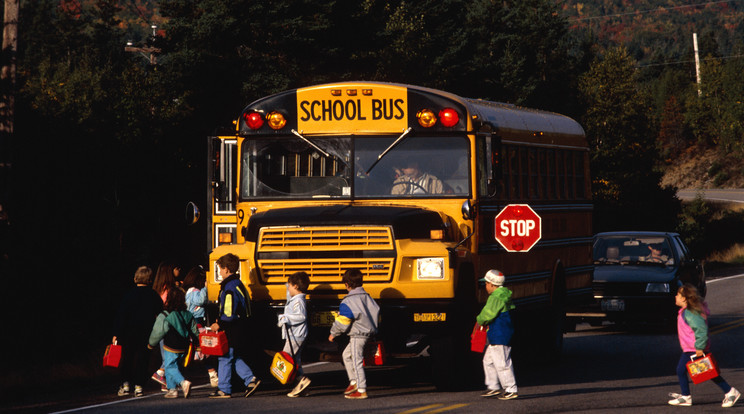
top-left (205, 82), bottom-right (592, 388)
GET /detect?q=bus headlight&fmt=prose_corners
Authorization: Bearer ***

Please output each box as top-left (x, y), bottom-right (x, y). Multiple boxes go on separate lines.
top-left (416, 258), bottom-right (444, 279)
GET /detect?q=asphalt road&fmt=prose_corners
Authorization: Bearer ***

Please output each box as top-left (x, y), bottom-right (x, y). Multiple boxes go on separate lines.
top-left (678, 189), bottom-right (744, 204)
top-left (33, 274), bottom-right (744, 414)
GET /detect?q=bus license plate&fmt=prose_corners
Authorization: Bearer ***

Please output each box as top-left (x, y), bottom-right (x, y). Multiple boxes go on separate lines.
top-left (601, 299), bottom-right (625, 312)
top-left (311, 311), bottom-right (336, 327)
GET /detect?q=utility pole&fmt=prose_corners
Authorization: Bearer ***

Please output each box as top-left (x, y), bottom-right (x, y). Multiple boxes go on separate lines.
top-left (125, 24), bottom-right (161, 65)
top-left (693, 32), bottom-right (702, 97)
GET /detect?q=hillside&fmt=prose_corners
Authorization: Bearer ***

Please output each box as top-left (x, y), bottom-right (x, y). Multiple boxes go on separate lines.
top-left (661, 145), bottom-right (744, 189)
top-left (560, 0), bottom-right (744, 66)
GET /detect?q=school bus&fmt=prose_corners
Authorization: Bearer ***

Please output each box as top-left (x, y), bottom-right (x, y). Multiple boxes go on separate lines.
top-left (204, 82), bottom-right (592, 388)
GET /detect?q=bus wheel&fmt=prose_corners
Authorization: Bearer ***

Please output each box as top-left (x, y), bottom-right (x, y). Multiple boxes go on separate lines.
top-left (430, 337), bottom-right (457, 391)
top-left (430, 336), bottom-right (482, 391)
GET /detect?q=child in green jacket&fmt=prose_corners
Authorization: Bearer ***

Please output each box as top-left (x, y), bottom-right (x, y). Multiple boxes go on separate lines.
top-left (148, 287), bottom-right (199, 399)
top-left (476, 269), bottom-right (518, 400)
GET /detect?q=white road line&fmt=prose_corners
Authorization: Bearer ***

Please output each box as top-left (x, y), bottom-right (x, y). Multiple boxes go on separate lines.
top-left (49, 384), bottom-right (211, 414)
top-left (707, 273), bottom-right (744, 283)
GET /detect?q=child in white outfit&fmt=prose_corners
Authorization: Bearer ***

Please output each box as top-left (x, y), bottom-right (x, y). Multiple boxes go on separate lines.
top-left (278, 271), bottom-right (311, 397)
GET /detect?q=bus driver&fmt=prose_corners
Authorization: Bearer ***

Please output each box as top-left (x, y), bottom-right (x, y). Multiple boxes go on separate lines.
top-left (391, 160), bottom-right (444, 195)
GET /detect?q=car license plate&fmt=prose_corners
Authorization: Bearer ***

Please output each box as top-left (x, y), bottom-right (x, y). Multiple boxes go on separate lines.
top-left (310, 311), bottom-right (336, 327)
top-left (601, 299), bottom-right (625, 312)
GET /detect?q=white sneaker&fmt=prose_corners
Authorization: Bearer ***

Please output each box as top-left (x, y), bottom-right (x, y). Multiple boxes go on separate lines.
top-left (181, 380), bottom-right (191, 399)
top-left (287, 376), bottom-right (311, 397)
top-left (723, 387), bottom-right (740, 408)
top-left (117, 382), bottom-right (130, 396)
top-left (668, 393), bottom-right (692, 406)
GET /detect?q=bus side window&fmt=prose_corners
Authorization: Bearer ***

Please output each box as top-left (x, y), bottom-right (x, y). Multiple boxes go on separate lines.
top-left (477, 133), bottom-right (501, 197)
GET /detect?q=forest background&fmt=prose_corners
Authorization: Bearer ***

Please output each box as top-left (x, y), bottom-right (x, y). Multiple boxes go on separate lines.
top-left (2, 0), bottom-right (744, 404)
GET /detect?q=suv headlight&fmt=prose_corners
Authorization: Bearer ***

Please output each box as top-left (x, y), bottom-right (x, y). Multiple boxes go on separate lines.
top-left (646, 282), bottom-right (670, 293)
top-left (416, 258), bottom-right (445, 279)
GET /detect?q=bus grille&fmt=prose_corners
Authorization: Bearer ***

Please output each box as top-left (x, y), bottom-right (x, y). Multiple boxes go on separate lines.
top-left (258, 258), bottom-right (394, 282)
top-left (258, 226), bottom-right (394, 251)
top-left (257, 226), bottom-right (395, 282)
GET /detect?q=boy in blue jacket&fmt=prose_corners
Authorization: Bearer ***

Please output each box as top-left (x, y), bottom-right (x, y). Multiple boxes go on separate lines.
top-left (328, 269), bottom-right (380, 400)
top-left (476, 269), bottom-right (518, 400)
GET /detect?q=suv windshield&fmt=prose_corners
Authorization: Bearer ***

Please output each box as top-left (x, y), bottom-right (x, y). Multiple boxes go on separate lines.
top-left (240, 135), bottom-right (470, 199)
top-left (593, 236), bottom-right (675, 265)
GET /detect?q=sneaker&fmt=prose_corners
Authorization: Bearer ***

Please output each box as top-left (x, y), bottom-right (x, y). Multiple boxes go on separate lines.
top-left (209, 371), bottom-right (219, 388)
top-left (164, 389), bottom-right (178, 399)
top-left (287, 376), bottom-right (312, 397)
top-left (668, 393), bottom-right (692, 406)
top-left (244, 378), bottom-right (261, 398)
top-left (134, 385), bottom-right (143, 397)
top-left (481, 388), bottom-right (504, 398)
top-left (345, 390), bottom-right (368, 399)
top-left (151, 371), bottom-right (167, 387)
top-left (498, 392), bottom-right (519, 400)
top-left (723, 387), bottom-right (741, 408)
top-left (161, 384), bottom-right (168, 392)
top-left (209, 390), bottom-right (231, 398)
top-left (181, 380), bottom-right (191, 399)
top-left (117, 383), bottom-right (130, 396)
top-left (344, 383), bottom-right (358, 395)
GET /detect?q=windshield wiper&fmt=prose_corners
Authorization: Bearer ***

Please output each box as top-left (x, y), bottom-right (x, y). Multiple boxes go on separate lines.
top-left (365, 127), bottom-right (413, 175)
top-left (291, 129), bottom-right (330, 158)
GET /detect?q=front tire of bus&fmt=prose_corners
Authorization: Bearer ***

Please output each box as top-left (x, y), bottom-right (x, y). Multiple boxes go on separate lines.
top-left (544, 269), bottom-right (567, 362)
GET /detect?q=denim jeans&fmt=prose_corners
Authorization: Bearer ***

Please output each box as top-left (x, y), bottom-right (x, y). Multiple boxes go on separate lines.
top-left (677, 351), bottom-right (731, 396)
top-left (217, 347), bottom-right (255, 394)
top-left (162, 350), bottom-right (185, 390)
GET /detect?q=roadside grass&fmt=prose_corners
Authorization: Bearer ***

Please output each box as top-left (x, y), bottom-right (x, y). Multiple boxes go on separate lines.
top-left (707, 243), bottom-right (744, 265)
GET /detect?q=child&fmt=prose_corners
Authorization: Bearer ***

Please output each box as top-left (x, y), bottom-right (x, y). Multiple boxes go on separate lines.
top-left (151, 260), bottom-right (180, 390)
top-left (476, 269), bottom-right (518, 400)
top-left (112, 266), bottom-right (163, 397)
top-left (328, 269), bottom-right (380, 400)
top-left (183, 266), bottom-right (218, 388)
top-left (278, 271), bottom-right (312, 397)
top-left (148, 287), bottom-right (199, 399)
top-left (668, 284), bottom-right (740, 407)
top-left (209, 253), bottom-right (261, 399)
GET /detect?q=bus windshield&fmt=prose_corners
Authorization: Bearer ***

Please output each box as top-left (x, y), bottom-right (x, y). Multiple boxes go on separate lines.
top-left (240, 135), bottom-right (470, 199)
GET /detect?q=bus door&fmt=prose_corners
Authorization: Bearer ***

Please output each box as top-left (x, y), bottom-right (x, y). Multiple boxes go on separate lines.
top-left (208, 136), bottom-right (239, 251)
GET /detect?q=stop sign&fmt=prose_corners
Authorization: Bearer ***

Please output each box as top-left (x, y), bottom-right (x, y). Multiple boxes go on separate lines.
top-left (494, 204), bottom-right (542, 252)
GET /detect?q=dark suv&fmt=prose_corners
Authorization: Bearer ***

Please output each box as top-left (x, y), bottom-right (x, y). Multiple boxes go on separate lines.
top-left (587, 231), bottom-right (706, 325)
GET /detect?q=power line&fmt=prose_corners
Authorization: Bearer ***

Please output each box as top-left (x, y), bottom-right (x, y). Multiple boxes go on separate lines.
top-left (569, 0), bottom-right (744, 22)
top-left (638, 54), bottom-right (744, 68)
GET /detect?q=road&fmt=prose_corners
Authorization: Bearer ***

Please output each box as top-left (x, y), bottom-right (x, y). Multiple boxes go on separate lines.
top-left (678, 189), bottom-right (744, 203)
top-left (32, 275), bottom-right (744, 414)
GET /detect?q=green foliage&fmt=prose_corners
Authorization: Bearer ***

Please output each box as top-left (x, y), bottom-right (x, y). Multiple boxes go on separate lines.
top-left (676, 195), bottom-right (710, 256)
top-left (579, 46), bottom-right (679, 231)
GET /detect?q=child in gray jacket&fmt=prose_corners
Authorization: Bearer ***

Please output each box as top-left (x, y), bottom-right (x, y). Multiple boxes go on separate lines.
top-left (328, 269), bottom-right (380, 400)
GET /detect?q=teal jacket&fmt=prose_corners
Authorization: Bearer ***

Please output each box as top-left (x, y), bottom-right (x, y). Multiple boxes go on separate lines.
top-left (476, 287), bottom-right (516, 346)
top-left (148, 310), bottom-right (199, 353)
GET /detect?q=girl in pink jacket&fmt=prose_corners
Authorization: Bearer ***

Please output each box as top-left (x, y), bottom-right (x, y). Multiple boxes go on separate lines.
top-left (668, 284), bottom-right (739, 407)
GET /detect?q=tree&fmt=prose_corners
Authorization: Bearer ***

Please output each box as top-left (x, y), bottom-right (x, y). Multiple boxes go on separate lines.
top-left (579, 46), bottom-right (680, 232)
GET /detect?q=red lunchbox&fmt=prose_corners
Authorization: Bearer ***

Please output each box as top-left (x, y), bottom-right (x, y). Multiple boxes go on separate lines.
top-left (471, 323), bottom-right (488, 353)
top-left (199, 330), bottom-right (228, 356)
top-left (687, 353), bottom-right (721, 384)
top-left (103, 343), bottom-right (122, 367)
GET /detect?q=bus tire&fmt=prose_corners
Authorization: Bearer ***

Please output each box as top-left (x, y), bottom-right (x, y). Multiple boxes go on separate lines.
top-left (544, 266), bottom-right (566, 361)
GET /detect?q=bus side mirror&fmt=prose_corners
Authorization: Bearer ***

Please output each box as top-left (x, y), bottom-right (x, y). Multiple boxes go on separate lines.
top-left (186, 201), bottom-right (201, 225)
top-left (462, 200), bottom-right (475, 220)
